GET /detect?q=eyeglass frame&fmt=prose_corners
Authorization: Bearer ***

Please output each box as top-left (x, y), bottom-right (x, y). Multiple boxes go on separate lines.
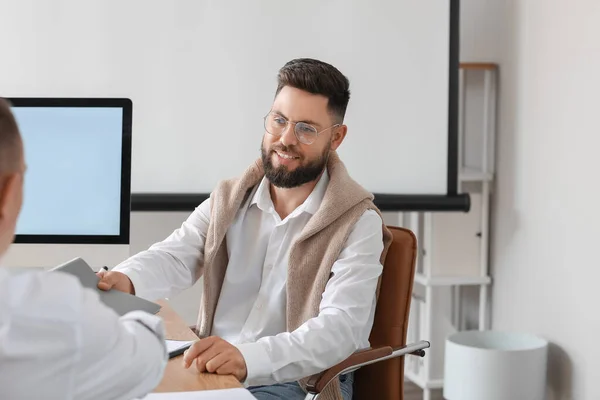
top-left (263, 111), bottom-right (341, 145)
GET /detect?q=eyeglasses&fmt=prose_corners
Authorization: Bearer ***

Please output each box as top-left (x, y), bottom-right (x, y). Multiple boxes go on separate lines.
top-left (263, 111), bottom-right (340, 145)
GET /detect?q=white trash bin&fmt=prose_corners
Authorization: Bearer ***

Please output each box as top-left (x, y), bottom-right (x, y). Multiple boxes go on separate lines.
top-left (443, 330), bottom-right (548, 400)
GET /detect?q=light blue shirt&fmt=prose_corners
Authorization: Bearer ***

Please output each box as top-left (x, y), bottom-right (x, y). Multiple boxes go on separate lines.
top-left (0, 268), bottom-right (167, 400)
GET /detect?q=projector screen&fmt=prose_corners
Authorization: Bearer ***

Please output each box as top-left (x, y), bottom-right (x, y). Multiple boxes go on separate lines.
top-left (0, 0), bottom-right (465, 211)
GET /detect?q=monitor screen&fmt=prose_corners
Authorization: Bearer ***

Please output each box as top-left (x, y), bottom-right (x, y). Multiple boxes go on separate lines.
top-left (9, 99), bottom-right (131, 243)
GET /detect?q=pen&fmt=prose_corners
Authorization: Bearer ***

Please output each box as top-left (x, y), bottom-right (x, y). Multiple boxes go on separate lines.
top-left (99, 266), bottom-right (109, 274)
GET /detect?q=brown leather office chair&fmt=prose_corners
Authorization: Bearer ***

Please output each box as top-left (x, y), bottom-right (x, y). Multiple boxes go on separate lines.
top-left (306, 226), bottom-right (430, 400)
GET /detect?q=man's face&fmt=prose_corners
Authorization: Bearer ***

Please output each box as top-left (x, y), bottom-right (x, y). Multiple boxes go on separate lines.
top-left (0, 143), bottom-right (25, 256)
top-left (261, 86), bottom-right (345, 188)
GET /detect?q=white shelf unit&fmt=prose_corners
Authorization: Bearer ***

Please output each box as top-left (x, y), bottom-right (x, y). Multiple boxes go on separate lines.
top-left (414, 272), bottom-right (491, 287)
top-left (404, 63), bottom-right (498, 400)
top-left (459, 167), bottom-right (493, 182)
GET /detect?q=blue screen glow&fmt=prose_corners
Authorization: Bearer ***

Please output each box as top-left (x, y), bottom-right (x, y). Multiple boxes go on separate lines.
top-left (12, 107), bottom-right (123, 236)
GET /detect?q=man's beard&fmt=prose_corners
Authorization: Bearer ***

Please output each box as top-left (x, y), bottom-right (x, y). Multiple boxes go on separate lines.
top-left (261, 142), bottom-right (330, 188)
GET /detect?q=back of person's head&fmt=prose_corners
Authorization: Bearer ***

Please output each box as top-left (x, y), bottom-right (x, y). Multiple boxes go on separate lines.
top-left (0, 98), bottom-right (24, 256)
top-left (275, 58), bottom-right (351, 124)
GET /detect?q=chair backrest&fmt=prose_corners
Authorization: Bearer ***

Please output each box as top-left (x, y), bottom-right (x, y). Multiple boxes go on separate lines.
top-left (354, 226), bottom-right (418, 400)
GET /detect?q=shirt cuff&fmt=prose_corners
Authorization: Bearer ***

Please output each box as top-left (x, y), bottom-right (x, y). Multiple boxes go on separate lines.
top-left (121, 310), bottom-right (166, 341)
top-left (235, 341), bottom-right (272, 387)
top-left (114, 267), bottom-right (152, 301)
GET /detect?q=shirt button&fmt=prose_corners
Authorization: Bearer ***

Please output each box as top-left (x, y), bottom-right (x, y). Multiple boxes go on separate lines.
top-left (255, 302), bottom-right (263, 310)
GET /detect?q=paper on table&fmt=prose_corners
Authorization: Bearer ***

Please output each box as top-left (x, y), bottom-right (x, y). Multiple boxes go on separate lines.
top-left (166, 339), bottom-right (194, 354)
top-left (140, 388), bottom-right (256, 399)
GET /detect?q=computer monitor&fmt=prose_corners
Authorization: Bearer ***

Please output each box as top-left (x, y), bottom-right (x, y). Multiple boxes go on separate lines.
top-left (3, 98), bottom-right (132, 269)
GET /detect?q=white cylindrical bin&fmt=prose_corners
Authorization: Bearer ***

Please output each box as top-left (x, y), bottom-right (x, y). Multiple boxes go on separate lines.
top-left (443, 330), bottom-right (548, 400)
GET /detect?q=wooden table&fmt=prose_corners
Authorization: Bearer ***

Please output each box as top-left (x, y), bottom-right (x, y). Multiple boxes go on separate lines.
top-left (153, 300), bottom-right (242, 392)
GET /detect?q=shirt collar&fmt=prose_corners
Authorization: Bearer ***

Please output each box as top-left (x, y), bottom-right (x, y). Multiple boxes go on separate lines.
top-left (251, 169), bottom-right (330, 217)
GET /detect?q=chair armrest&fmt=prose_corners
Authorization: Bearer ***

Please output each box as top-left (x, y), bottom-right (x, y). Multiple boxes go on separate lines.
top-left (306, 340), bottom-right (430, 394)
top-left (306, 346), bottom-right (392, 393)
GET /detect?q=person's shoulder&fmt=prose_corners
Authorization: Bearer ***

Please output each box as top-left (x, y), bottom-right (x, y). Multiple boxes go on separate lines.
top-left (354, 209), bottom-right (384, 232)
top-left (362, 208), bottom-right (382, 220)
top-left (0, 269), bottom-right (87, 322)
top-left (0, 268), bottom-right (82, 291)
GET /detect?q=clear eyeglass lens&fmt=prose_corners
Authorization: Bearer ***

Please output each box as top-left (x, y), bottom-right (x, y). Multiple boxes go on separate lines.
top-left (265, 113), bottom-right (318, 144)
top-left (295, 123), bottom-right (318, 144)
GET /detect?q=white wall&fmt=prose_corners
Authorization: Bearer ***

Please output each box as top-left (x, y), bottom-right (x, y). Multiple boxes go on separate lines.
top-left (462, 0), bottom-right (600, 399)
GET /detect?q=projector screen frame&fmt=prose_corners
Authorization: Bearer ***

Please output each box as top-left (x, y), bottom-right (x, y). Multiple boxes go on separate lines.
top-left (132, 0), bottom-right (469, 212)
top-left (7, 0), bottom-right (468, 216)
top-left (9, 97), bottom-right (133, 245)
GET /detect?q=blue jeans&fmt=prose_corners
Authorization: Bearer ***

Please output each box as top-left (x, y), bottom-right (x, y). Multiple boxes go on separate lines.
top-left (249, 373), bottom-right (354, 400)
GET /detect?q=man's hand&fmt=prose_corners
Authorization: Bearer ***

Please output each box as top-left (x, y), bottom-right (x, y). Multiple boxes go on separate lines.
top-left (182, 336), bottom-right (248, 382)
top-left (96, 270), bottom-right (135, 294)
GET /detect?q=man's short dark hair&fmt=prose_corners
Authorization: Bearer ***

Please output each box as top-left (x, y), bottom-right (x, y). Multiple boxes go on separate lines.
top-left (275, 58), bottom-right (351, 123)
top-left (0, 98), bottom-right (22, 177)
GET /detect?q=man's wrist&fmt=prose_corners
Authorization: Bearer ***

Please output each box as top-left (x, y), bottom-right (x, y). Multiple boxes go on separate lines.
top-left (126, 275), bottom-right (135, 295)
top-left (116, 268), bottom-right (148, 299)
top-left (235, 342), bottom-right (272, 386)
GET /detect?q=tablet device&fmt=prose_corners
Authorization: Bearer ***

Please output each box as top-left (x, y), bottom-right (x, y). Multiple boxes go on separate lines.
top-left (51, 257), bottom-right (161, 316)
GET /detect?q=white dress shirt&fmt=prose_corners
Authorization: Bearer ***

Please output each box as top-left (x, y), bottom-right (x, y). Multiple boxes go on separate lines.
top-left (0, 268), bottom-right (167, 400)
top-left (114, 171), bottom-right (384, 386)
